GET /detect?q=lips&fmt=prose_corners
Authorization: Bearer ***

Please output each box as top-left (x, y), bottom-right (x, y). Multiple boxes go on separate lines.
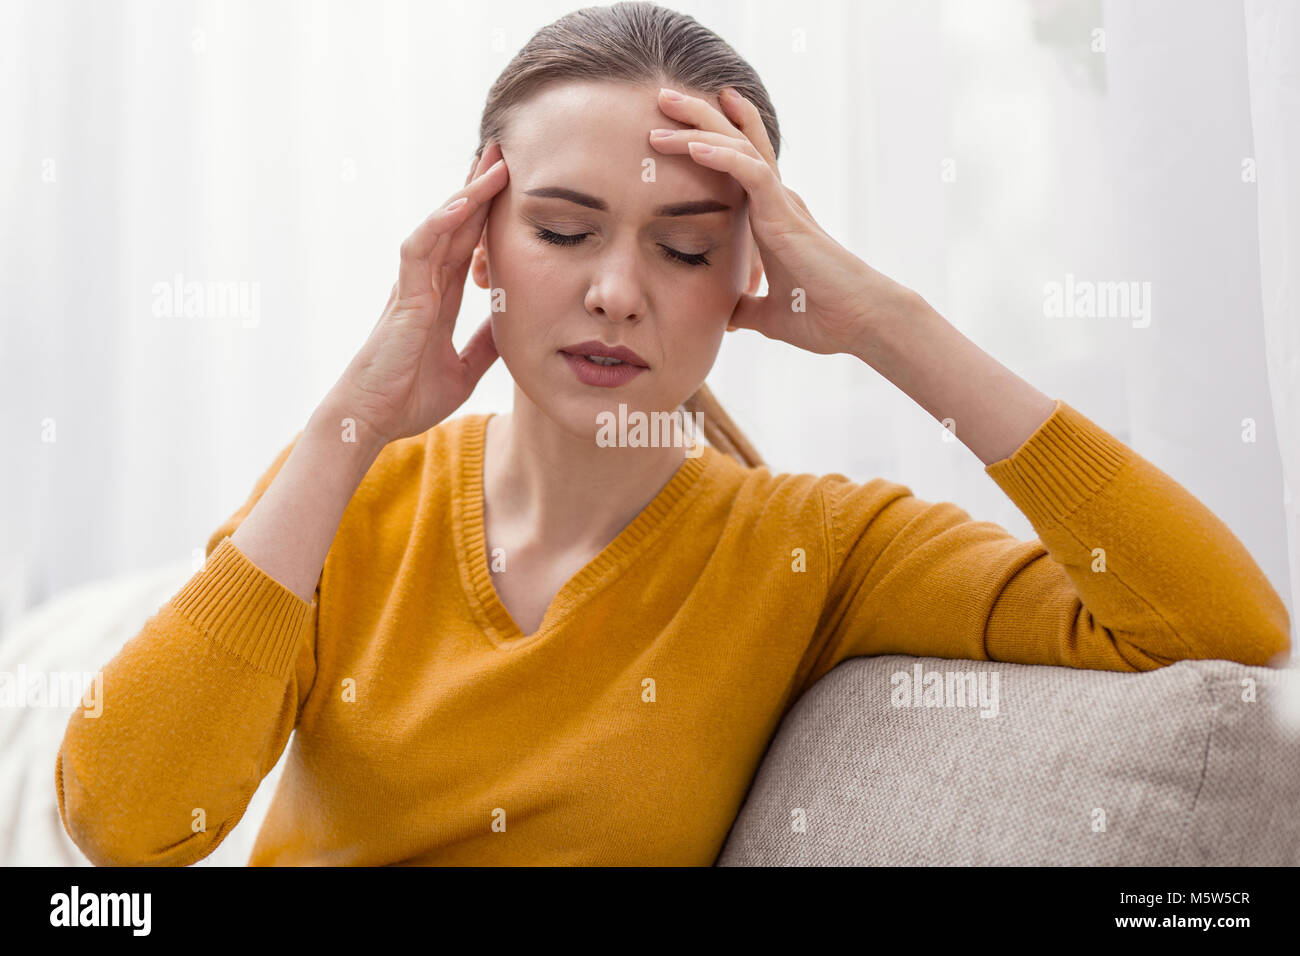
top-left (558, 340), bottom-right (649, 368)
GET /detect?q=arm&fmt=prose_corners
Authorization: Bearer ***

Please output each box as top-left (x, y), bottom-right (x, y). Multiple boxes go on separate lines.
top-left (55, 396), bottom-right (383, 866)
top-left (849, 291), bottom-right (1059, 468)
top-left (642, 87), bottom-right (1289, 685)
top-left (799, 303), bottom-right (1291, 688)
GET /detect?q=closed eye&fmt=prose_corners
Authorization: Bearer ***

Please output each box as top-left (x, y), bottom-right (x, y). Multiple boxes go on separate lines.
top-left (533, 228), bottom-right (711, 267)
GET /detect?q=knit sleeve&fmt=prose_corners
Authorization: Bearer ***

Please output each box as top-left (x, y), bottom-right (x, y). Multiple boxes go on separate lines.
top-left (802, 398), bottom-right (1291, 690)
top-left (55, 432), bottom-right (319, 866)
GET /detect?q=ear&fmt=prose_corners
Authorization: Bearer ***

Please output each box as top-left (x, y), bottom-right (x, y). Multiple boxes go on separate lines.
top-left (745, 243), bottom-right (763, 296)
top-left (466, 146), bottom-right (493, 290)
top-left (726, 244), bottom-right (765, 334)
top-left (471, 236), bottom-right (490, 289)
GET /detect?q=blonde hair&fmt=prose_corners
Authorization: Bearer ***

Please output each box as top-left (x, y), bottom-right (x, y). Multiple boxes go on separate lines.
top-left (681, 384), bottom-right (764, 468)
top-left (474, 1), bottom-right (772, 469)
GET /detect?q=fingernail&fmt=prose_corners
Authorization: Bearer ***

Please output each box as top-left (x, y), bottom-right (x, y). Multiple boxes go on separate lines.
top-left (444, 197), bottom-right (468, 212)
top-left (660, 87), bottom-right (683, 101)
top-left (689, 142), bottom-right (715, 156)
top-left (650, 128), bottom-right (674, 138)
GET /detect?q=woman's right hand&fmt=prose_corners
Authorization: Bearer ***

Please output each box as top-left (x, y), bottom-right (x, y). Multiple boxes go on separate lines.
top-left (330, 143), bottom-right (509, 446)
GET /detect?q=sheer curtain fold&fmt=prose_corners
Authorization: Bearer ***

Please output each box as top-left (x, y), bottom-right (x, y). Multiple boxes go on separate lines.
top-left (1099, 0), bottom-right (1294, 644)
top-left (1243, 0), bottom-right (1300, 648)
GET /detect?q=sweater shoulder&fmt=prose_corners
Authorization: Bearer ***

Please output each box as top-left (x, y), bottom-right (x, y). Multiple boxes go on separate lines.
top-left (704, 448), bottom-right (901, 515)
top-left (700, 450), bottom-right (915, 566)
top-left (700, 450), bottom-right (854, 533)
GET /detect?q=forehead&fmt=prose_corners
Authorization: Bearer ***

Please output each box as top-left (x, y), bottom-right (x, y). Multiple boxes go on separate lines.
top-left (502, 79), bottom-right (745, 212)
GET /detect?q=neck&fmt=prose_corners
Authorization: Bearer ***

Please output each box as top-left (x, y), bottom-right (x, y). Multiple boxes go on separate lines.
top-left (483, 392), bottom-right (692, 551)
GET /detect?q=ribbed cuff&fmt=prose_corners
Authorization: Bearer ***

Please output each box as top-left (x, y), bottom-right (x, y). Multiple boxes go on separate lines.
top-left (171, 535), bottom-right (315, 679)
top-left (984, 398), bottom-right (1131, 528)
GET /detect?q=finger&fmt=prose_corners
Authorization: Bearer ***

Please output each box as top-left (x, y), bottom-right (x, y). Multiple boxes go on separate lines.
top-left (456, 315), bottom-right (500, 387)
top-left (726, 293), bottom-right (781, 340)
top-left (397, 150), bottom-right (507, 300)
top-left (397, 203), bottom-right (468, 302)
top-left (656, 86), bottom-right (743, 139)
top-left (684, 140), bottom-right (791, 227)
top-left (466, 144), bottom-right (492, 186)
top-left (433, 250), bottom-right (475, 335)
top-left (662, 116), bottom-right (812, 229)
top-left (431, 142), bottom-right (506, 269)
top-left (435, 155), bottom-right (508, 274)
top-left (470, 141), bottom-right (503, 185)
top-left (407, 143), bottom-right (503, 272)
top-left (717, 87), bottom-right (779, 177)
top-left (649, 127), bottom-right (764, 164)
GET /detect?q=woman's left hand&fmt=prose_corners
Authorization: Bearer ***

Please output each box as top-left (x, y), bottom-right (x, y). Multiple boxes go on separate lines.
top-left (650, 85), bottom-right (919, 357)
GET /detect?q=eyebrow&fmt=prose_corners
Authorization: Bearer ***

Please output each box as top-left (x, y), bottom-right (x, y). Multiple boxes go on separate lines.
top-left (523, 186), bottom-right (731, 217)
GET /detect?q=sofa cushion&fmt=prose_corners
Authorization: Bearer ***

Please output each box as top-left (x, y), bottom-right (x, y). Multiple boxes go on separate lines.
top-left (716, 655), bottom-right (1300, 865)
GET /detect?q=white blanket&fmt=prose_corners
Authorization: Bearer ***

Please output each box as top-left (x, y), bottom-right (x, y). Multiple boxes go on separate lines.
top-left (0, 561), bottom-right (287, 866)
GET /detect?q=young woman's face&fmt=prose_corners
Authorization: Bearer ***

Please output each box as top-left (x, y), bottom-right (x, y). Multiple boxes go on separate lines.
top-left (471, 79), bottom-right (762, 440)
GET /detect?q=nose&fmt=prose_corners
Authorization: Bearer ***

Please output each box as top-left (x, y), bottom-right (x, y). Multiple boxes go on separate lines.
top-left (583, 237), bottom-right (650, 324)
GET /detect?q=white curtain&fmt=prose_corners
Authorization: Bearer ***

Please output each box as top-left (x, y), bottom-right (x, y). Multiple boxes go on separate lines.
top-left (1243, 0), bottom-right (1300, 657)
top-left (2, 0), bottom-right (1295, 649)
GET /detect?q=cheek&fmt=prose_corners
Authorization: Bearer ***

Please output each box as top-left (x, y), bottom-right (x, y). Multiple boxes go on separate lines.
top-left (490, 225), bottom-right (576, 292)
top-left (682, 270), bottom-right (742, 321)
top-left (664, 309), bottom-right (726, 366)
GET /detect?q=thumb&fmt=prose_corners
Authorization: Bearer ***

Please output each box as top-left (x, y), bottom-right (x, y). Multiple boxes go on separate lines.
top-left (457, 315), bottom-right (500, 388)
top-left (726, 293), bottom-right (781, 339)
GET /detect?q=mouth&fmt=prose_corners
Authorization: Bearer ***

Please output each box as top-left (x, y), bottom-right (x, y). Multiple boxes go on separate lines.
top-left (557, 340), bottom-right (650, 369)
top-left (558, 341), bottom-right (650, 389)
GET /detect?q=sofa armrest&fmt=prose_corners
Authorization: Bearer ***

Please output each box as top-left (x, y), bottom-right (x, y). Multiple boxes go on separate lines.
top-left (717, 655), bottom-right (1300, 865)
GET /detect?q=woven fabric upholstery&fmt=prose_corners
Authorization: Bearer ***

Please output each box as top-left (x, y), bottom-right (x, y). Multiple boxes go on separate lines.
top-left (717, 656), bottom-right (1300, 866)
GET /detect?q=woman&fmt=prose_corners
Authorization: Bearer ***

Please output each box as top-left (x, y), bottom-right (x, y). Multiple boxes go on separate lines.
top-left (56, 2), bottom-right (1289, 867)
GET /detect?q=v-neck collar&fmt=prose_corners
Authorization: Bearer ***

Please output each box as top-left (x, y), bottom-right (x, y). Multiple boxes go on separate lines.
top-left (451, 412), bottom-right (713, 649)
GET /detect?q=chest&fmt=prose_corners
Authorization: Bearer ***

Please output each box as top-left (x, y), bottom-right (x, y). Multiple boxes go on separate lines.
top-left (483, 532), bottom-right (600, 639)
top-left (304, 646), bottom-right (784, 864)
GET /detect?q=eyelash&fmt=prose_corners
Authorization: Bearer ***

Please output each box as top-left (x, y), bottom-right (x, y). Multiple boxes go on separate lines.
top-left (533, 227), bottom-right (711, 267)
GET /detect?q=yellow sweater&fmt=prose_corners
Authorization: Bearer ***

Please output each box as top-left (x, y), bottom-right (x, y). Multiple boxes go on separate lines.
top-left (55, 399), bottom-right (1290, 866)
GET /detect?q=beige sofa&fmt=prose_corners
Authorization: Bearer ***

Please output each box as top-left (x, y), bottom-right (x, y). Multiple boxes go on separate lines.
top-left (717, 653), bottom-right (1300, 865)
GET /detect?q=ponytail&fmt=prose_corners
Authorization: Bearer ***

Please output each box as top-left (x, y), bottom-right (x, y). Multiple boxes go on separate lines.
top-left (682, 383), bottom-right (764, 468)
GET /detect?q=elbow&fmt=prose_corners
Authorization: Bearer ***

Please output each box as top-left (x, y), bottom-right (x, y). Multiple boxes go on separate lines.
top-left (1231, 571), bottom-right (1293, 666)
top-left (56, 747), bottom-right (220, 867)
top-left (57, 746), bottom-right (138, 866)
top-left (1252, 605), bottom-right (1292, 667)
top-left (1232, 589), bottom-right (1292, 667)
top-left (1179, 602), bottom-right (1292, 668)
top-left (57, 746), bottom-right (154, 866)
